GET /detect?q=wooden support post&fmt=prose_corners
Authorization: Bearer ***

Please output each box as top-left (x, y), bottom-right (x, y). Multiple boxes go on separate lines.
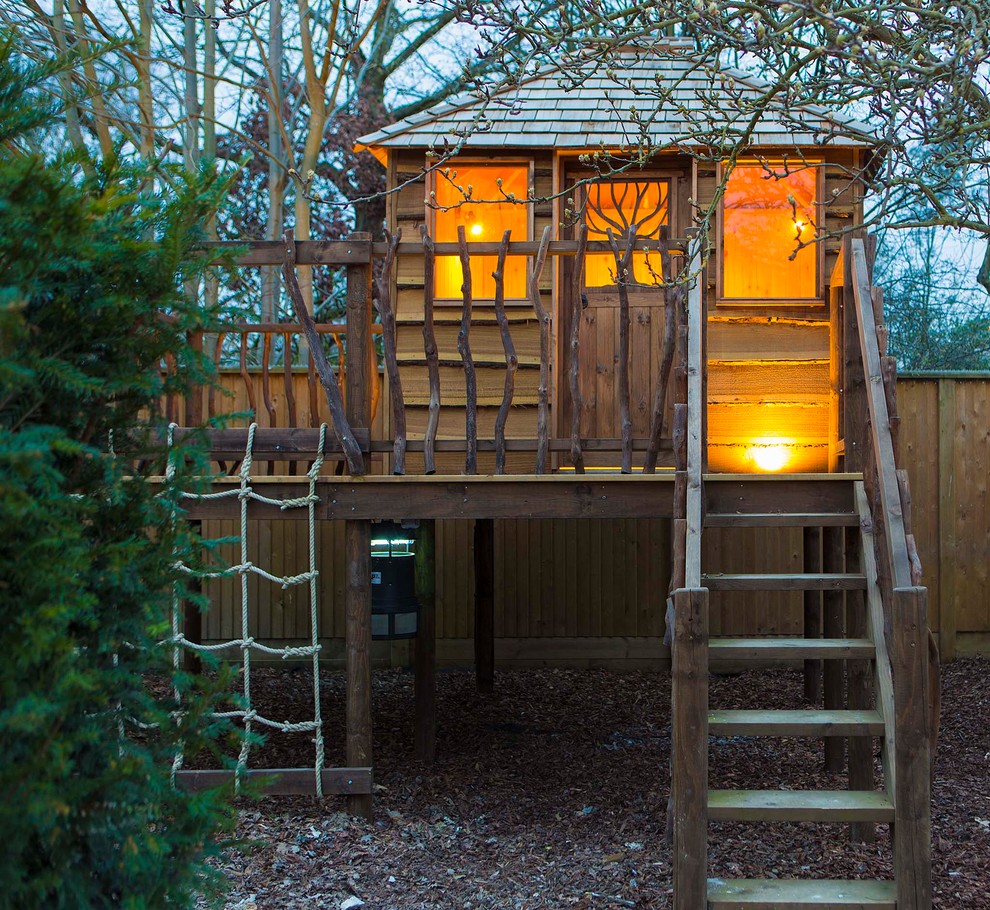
top-left (846, 524), bottom-right (874, 843)
top-left (823, 525), bottom-right (845, 774)
top-left (803, 526), bottom-right (822, 704)
top-left (345, 520), bottom-right (372, 816)
top-left (474, 518), bottom-right (495, 694)
top-left (414, 520), bottom-right (436, 765)
top-left (892, 587), bottom-right (932, 910)
top-left (345, 233), bottom-right (373, 817)
top-left (672, 587), bottom-right (708, 910)
top-left (937, 379), bottom-right (957, 661)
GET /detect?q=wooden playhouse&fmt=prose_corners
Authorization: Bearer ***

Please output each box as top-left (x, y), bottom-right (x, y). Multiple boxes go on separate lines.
top-left (168, 42), bottom-right (933, 910)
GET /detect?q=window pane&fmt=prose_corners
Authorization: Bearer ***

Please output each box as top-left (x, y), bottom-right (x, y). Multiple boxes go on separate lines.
top-left (584, 181), bottom-right (669, 288)
top-left (722, 165), bottom-right (818, 299)
top-left (434, 165), bottom-right (529, 299)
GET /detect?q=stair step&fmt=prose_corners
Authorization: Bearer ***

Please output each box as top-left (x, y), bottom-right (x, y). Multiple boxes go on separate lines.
top-left (709, 638), bottom-right (875, 660)
top-left (705, 476), bottom-right (859, 521)
top-left (708, 789), bottom-right (894, 822)
top-left (708, 878), bottom-right (896, 908)
top-left (709, 709), bottom-right (885, 737)
top-left (703, 573), bottom-right (867, 591)
top-left (705, 512), bottom-right (859, 528)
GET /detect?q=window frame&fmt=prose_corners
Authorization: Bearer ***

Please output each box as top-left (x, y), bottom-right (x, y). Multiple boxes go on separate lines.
top-left (427, 157), bottom-right (536, 306)
top-left (716, 159), bottom-right (825, 307)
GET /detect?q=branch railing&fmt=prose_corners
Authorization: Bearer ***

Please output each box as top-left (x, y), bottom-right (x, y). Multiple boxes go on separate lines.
top-left (170, 232), bottom-right (690, 476)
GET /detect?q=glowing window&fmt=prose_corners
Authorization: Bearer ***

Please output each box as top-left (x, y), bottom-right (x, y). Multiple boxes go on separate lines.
top-left (722, 164), bottom-right (819, 300)
top-left (433, 165), bottom-right (530, 300)
top-left (584, 181), bottom-right (670, 288)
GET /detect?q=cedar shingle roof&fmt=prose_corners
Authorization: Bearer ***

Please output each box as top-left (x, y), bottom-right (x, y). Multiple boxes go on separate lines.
top-left (358, 43), bottom-right (875, 152)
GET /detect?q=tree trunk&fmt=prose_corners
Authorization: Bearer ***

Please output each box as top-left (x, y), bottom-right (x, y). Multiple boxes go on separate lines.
top-left (262, 0), bottom-right (284, 323)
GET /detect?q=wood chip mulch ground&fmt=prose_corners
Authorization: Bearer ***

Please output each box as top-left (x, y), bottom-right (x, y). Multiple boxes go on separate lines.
top-left (199, 656), bottom-right (989, 909)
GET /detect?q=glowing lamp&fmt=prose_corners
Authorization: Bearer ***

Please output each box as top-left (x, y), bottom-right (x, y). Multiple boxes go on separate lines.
top-left (745, 440), bottom-right (793, 473)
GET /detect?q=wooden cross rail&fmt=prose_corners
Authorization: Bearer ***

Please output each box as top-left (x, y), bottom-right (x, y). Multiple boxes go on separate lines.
top-left (225, 322), bottom-right (383, 334)
top-left (201, 238), bottom-right (690, 266)
top-left (161, 428), bottom-right (672, 460)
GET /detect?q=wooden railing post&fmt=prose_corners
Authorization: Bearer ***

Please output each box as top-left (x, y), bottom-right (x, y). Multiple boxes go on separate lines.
top-left (672, 586), bottom-right (709, 910)
top-left (683, 230), bottom-right (704, 589)
top-left (345, 232), bottom-right (374, 438)
top-left (892, 586), bottom-right (932, 910)
top-left (344, 231), bottom-right (374, 817)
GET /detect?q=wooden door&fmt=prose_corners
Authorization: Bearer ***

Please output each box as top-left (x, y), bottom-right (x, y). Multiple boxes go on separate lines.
top-left (559, 177), bottom-right (677, 468)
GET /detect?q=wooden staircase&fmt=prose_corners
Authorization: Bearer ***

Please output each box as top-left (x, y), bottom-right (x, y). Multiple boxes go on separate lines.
top-left (701, 476), bottom-right (895, 908)
top-left (669, 237), bottom-right (932, 909)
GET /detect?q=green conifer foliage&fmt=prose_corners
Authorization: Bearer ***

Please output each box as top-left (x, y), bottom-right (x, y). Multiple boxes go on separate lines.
top-left (0, 37), bottom-right (239, 909)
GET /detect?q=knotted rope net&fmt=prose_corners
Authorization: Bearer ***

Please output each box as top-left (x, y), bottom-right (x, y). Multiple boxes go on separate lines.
top-left (165, 422), bottom-right (329, 795)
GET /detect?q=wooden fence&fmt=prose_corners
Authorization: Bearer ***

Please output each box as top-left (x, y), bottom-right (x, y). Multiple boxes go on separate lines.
top-left (898, 374), bottom-right (990, 660)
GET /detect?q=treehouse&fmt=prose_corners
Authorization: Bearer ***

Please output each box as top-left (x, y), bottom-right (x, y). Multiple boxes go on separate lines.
top-left (165, 42), bottom-right (933, 910)
top-left (356, 42), bottom-right (871, 477)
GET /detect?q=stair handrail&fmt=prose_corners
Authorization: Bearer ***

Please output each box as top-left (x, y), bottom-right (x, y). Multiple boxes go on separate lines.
top-left (848, 238), bottom-right (913, 591)
top-left (849, 238), bottom-right (933, 909)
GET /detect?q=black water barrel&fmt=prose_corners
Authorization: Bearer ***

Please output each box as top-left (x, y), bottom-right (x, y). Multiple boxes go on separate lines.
top-left (371, 530), bottom-right (419, 640)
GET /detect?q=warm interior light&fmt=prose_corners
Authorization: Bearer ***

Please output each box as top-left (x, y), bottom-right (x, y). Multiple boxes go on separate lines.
top-left (746, 442), bottom-right (792, 473)
top-left (722, 164), bottom-right (818, 299)
top-left (584, 180), bottom-right (670, 288)
top-left (434, 164), bottom-right (529, 298)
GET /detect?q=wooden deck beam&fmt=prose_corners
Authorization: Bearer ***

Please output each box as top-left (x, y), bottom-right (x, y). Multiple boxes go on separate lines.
top-left (156, 473), bottom-right (869, 522)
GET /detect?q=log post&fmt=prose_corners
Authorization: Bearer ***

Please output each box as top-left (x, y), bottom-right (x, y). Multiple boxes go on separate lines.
top-left (345, 232), bottom-right (373, 817)
top-left (803, 526), bottom-right (822, 704)
top-left (414, 519), bottom-right (436, 764)
top-left (672, 586), bottom-right (708, 910)
top-left (474, 518), bottom-right (496, 694)
top-left (823, 525), bottom-right (846, 774)
top-left (892, 587), bottom-right (932, 910)
top-left (457, 226), bottom-right (478, 475)
top-left (846, 523), bottom-right (874, 842)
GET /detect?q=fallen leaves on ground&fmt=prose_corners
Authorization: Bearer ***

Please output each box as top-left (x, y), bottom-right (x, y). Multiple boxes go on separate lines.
top-left (196, 657), bottom-right (989, 909)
